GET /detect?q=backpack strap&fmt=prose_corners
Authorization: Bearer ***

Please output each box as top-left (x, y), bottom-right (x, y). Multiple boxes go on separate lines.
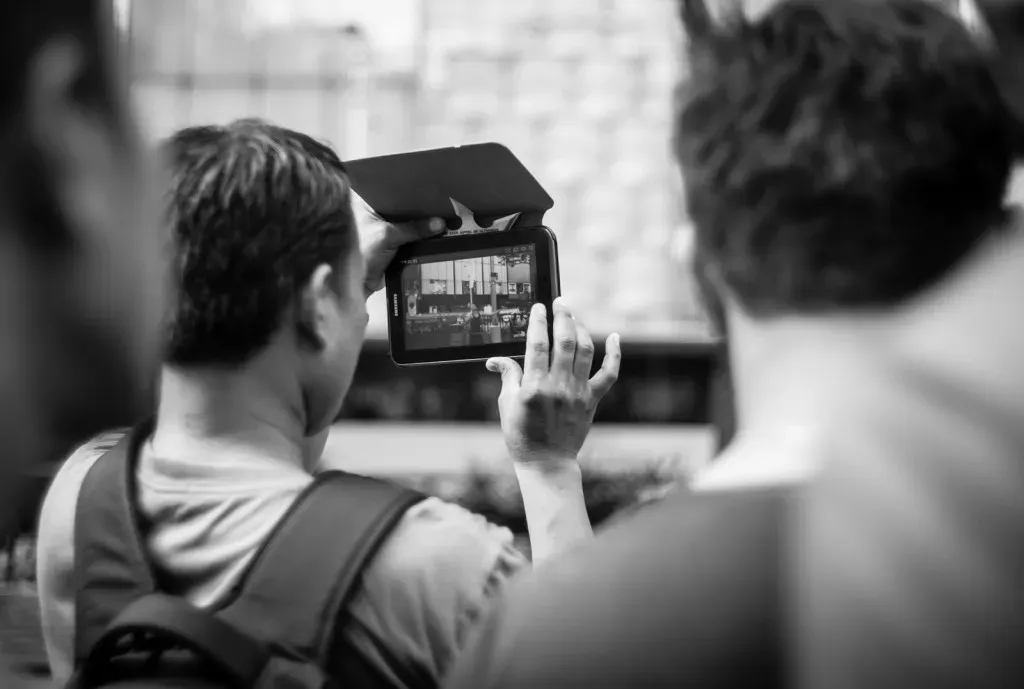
top-left (78, 594), bottom-right (269, 689)
top-left (74, 421), bottom-right (159, 664)
top-left (217, 471), bottom-right (425, 668)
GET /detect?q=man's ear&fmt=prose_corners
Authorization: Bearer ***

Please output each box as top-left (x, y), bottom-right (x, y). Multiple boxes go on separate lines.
top-left (295, 264), bottom-right (337, 351)
top-left (21, 36), bottom-right (119, 252)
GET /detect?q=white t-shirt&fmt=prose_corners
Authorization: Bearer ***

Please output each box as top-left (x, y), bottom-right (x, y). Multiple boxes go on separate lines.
top-left (36, 431), bottom-right (527, 687)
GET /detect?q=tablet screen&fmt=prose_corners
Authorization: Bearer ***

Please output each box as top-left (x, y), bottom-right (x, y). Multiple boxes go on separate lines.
top-left (399, 244), bottom-right (538, 351)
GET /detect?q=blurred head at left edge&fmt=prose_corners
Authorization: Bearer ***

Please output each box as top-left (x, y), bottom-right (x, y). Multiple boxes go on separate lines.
top-left (0, 0), bottom-right (165, 539)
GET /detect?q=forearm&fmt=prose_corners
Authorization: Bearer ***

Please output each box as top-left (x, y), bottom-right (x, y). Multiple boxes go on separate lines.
top-left (513, 458), bottom-right (593, 564)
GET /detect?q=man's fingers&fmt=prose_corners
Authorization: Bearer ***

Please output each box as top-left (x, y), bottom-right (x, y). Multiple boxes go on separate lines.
top-left (573, 317), bottom-right (596, 381)
top-left (353, 187), bottom-right (445, 252)
top-left (524, 303), bottom-right (550, 376)
top-left (590, 333), bottom-right (621, 399)
top-left (357, 202), bottom-right (445, 297)
top-left (486, 357), bottom-right (523, 396)
top-left (378, 217), bottom-right (446, 250)
top-left (550, 298), bottom-right (577, 380)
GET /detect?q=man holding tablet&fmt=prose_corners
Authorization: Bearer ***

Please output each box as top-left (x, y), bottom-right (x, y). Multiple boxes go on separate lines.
top-left (36, 119), bottom-right (620, 688)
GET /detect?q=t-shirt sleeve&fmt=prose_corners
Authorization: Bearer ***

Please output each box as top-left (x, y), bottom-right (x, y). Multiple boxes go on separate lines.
top-left (339, 496), bottom-right (529, 688)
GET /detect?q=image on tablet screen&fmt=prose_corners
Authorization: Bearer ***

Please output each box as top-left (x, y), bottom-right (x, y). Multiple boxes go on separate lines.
top-left (400, 245), bottom-right (537, 351)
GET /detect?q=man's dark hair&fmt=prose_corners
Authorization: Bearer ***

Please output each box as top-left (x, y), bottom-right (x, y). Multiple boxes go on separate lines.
top-left (676, 0), bottom-right (1016, 316)
top-left (163, 119), bottom-right (358, 367)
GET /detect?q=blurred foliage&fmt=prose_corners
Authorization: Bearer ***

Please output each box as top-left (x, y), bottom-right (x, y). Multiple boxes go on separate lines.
top-left (450, 465), bottom-right (677, 534)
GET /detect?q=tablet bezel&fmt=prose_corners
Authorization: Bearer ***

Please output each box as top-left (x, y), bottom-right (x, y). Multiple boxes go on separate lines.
top-left (385, 227), bottom-right (560, 366)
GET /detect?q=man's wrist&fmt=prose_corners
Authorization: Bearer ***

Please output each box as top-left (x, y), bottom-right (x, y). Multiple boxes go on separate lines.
top-left (512, 455), bottom-right (584, 493)
top-left (512, 454), bottom-right (591, 563)
top-left (510, 452), bottom-right (581, 475)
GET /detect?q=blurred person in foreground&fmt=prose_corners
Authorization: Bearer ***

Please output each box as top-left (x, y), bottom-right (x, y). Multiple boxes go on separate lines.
top-left (443, 1), bottom-right (1024, 687)
top-left (799, 1), bottom-right (1024, 685)
top-left (0, 0), bottom-right (164, 683)
top-left (0, 0), bottom-right (161, 541)
top-left (36, 119), bottom-right (620, 687)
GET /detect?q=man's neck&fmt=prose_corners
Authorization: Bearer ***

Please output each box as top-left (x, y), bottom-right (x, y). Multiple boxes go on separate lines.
top-left (697, 315), bottom-right (890, 491)
top-left (889, 225), bottom-right (1024, 415)
top-left (729, 228), bottom-right (1024, 446)
top-left (151, 353), bottom-right (308, 470)
top-left (727, 313), bottom-right (897, 434)
top-left (700, 225), bottom-right (1024, 489)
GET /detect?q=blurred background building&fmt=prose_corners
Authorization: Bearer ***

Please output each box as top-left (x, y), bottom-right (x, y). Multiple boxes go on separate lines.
top-left (110, 0), bottom-right (723, 480)
top-left (96, 0), bottom-right (1022, 479)
top-left (126, 0), bottom-right (707, 342)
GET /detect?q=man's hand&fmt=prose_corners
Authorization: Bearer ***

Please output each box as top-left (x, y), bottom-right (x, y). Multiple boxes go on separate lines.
top-left (487, 299), bottom-right (621, 466)
top-left (353, 193), bottom-right (445, 300)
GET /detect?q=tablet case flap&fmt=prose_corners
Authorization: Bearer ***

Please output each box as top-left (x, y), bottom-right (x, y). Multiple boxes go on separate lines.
top-left (345, 143), bottom-right (554, 229)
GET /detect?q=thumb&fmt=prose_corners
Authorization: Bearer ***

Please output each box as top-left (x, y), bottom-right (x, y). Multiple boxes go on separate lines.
top-left (486, 357), bottom-right (523, 394)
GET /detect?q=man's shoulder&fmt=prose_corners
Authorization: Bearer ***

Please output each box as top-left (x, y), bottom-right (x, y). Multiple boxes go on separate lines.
top-left (39, 430), bottom-right (130, 553)
top-left (40, 430), bottom-right (129, 529)
top-left (36, 429), bottom-right (132, 683)
top-left (692, 433), bottom-right (823, 492)
top-left (443, 488), bottom-right (793, 689)
top-left (523, 485), bottom-right (791, 596)
top-left (358, 495), bottom-right (525, 605)
top-left (54, 430), bottom-right (128, 478)
top-left (344, 494), bottom-right (528, 684)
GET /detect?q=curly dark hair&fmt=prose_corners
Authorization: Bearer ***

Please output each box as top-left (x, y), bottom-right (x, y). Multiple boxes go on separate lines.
top-left (162, 119), bottom-right (358, 367)
top-left (676, 0), bottom-right (1016, 316)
